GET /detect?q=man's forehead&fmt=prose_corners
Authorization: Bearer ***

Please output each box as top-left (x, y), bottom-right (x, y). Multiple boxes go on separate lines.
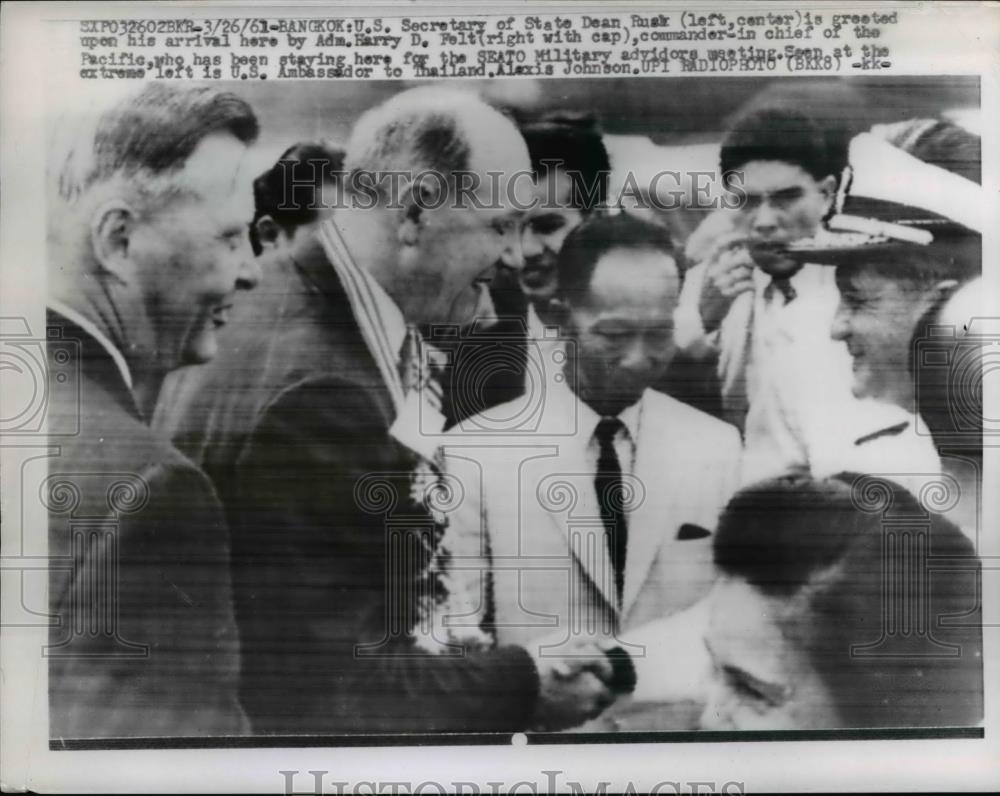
top-left (590, 249), bottom-right (678, 295)
top-left (737, 159), bottom-right (819, 191)
top-left (179, 132), bottom-right (255, 200)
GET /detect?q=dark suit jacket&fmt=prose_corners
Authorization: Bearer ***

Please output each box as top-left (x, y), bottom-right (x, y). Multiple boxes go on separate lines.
top-left (46, 310), bottom-right (247, 739)
top-left (170, 236), bottom-right (539, 735)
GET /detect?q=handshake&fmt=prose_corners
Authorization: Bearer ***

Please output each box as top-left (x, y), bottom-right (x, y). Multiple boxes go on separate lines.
top-left (525, 633), bottom-right (636, 731)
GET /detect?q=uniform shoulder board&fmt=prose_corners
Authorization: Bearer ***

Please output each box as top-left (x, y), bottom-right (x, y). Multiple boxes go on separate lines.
top-left (855, 421), bottom-right (910, 446)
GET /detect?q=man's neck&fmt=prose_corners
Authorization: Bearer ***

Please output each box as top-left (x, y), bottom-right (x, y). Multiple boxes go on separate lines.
top-left (51, 278), bottom-right (165, 420)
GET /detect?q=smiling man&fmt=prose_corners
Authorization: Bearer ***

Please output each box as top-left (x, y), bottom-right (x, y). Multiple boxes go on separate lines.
top-left (518, 114), bottom-right (611, 314)
top-left (46, 83), bottom-right (260, 737)
top-left (231, 88), bottom-right (617, 735)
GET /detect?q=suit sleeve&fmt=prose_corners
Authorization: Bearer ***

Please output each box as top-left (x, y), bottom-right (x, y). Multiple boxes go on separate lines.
top-left (232, 378), bottom-right (539, 735)
top-left (49, 462), bottom-right (248, 739)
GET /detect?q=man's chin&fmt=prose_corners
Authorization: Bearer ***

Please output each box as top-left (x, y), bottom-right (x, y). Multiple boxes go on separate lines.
top-left (452, 283), bottom-right (497, 330)
top-left (180, 331), bottom-right (219, 367)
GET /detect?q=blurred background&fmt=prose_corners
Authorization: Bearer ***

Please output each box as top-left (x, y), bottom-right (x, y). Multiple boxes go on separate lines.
top-left (233, 74), bottom-right (979, 170)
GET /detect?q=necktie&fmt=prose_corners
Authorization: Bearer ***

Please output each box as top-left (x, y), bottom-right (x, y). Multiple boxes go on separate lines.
top-left (594, 416), bottom-right (628, 608)
top-left (399, 324), bottom-right (443, 413)
top-left (766, 275), bottom-right (797, 304)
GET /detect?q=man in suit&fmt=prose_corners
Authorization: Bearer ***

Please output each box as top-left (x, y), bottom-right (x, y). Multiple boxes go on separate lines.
top-left (231, 87), bottom-right (616, 735)
top-left (437, 212), bottom-right (742, 730)
top-left (45, 84), bottom-right (261, 737)
top-left (152, 141), bottom-right (346, 524)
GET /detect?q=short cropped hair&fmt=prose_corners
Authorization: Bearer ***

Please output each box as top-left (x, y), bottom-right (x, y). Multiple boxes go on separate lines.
top-left (720, 107), bottom-right (837, 185)
top-left (344, 87), bottom-right (510, 202)
top-left (554, 212), bottom-right (676, 305)
top-left (714, 473), bottom-right (983, 728)
top-left (521, 113), bottom-right (610, 213)
top-left (55, 83), bottom-right (258, 205)
top-left (250, 142), bottom-right (345, 253)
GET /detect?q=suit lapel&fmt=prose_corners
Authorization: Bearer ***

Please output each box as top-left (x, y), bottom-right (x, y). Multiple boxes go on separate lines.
top-left (540, 403), bottom-right (618, 610)
top-left (622, 391), bottom-right (682, 618)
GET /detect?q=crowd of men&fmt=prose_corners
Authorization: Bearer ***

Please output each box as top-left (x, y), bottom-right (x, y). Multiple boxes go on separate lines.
top-left (46, 82), bottom-right (983, 739)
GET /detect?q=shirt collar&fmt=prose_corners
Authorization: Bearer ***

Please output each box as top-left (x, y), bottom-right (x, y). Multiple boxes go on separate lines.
top-left (553, 374), bottom-right (642, 443)
top-left (754, 261), bottom-right (822, 299)
top-left (48, 298), bottom-right (133, 390)
top-left (318, 220), bottom-right (408, 410)
top-left (358, 261), bottom-right (407, 363)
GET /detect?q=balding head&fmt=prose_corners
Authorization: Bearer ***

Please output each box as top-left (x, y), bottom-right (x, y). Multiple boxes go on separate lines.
top-left (336, 87), bottom-right (532, 328)
top-left (345, 86), bottom-right (528, 205)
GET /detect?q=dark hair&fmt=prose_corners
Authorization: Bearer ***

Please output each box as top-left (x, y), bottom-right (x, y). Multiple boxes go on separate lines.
top-left (714, 473), bottom-right (982, 727)
top-left (250, 142), bottom-right (345, 254)
top-left (71, 84), bottom-right (258, 197)
top-left (720, 107), bottom-right (837, 185)
top-left (554, 212), bottom-right (676, 305)
top-left (521, 113), bottom-right (611, 213)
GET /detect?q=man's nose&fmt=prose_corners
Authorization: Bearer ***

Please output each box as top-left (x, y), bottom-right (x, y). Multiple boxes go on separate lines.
top-left (499, 225), bottom-right (525, 271)
top-left (830, 303), bottom-right (850, 341)
top-left (520, 226), bottom-right (543, 262)
top-left (236, 253), bottom-right (263, 291)
top-left (752, 202), bottom-right (780, 238)
top-left (619, 339), bottom-right (653, 372)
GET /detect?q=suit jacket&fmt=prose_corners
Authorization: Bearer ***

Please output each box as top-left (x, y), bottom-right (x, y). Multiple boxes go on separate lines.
top-left (46, 310), bottom-right (247, 739)
top-left (438, 385), bottom-right (741, 661)
top-left (216, 235), bottom-right (539, 735)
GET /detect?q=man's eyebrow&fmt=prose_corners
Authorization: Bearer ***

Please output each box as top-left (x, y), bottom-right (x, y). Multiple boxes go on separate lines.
top-left (771, 186), bottom-right (805, 197)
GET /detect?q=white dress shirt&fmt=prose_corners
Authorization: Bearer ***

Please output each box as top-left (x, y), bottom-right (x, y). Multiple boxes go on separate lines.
top-left (317, 220), bottom-right (447, 458)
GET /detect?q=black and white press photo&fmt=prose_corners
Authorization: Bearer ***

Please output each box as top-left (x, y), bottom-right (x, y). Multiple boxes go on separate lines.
top-left (1, 2), bottom-right (997, 792)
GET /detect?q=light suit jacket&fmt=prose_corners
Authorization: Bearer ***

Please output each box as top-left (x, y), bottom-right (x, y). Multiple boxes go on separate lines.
top-left (437, 385), bottom-right (742, 656)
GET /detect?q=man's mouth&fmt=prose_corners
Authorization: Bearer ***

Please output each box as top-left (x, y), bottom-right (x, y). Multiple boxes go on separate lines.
top-left (210, 303), bottom-right (233, 329)
top-left (520, 262), bottom-right (553, 289)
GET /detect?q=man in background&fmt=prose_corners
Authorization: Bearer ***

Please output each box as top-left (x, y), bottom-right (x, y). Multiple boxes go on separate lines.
top-left (675, 107), bottom-right (872, 484)
top-left (46, 83), bottom-right (260, 737)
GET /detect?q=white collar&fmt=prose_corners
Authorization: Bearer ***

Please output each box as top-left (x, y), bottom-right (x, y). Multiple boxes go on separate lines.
top-left (48, 298), bottom-right (133, 390)
top-left (318, 220), bottom-right (408, 411)
top-left (551, 372), bottom-right (643, 443)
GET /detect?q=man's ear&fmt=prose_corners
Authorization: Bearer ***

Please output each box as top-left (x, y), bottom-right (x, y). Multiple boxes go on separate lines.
top-left (254, 215), bottom-right (282, 250)
top-left (818, 174), bottom-right (838, 209)
top-left (397, 177), bottom-right (444, 248)
top-left (90, 200), bottom-right (137, 285)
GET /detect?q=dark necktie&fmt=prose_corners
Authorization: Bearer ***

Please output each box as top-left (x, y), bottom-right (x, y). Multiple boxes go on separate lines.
top-left (766, 275), bottom-right (797, 304)
top-left (595, 416), bottom-right (628, 607)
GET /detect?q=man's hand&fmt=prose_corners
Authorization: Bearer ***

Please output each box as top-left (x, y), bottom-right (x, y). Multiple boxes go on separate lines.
top-left (527, 636), bottom-right (616, 731)
top-left (697, 232), bottom-right (756, 333)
